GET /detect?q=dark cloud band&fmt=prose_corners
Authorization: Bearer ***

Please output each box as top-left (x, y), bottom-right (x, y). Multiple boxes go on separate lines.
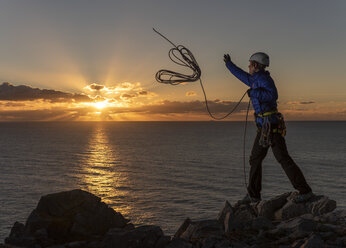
top-left (0, 82), bottom-right (92, 102)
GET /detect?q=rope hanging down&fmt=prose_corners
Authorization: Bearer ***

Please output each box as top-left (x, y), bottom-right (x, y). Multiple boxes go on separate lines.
top-left (153, 28), bottom-right (255, 203)
top-left (153, 28), bottom-right (247, 120)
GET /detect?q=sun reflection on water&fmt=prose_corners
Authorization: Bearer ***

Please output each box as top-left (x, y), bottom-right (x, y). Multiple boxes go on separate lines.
top-left (79, 125), bottom-right (132, 217)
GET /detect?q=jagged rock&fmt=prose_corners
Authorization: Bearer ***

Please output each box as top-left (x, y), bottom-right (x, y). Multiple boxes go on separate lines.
top-left (229, 241), bottom-right (250, 248)
top-left (200, 236), bottom-right (231, 248)
top-left (310, 196), bottom-right (337, 216)
top-left (277, 217), bottom-right (318, 233)
top-left (5, 189), bottom-right (129, 247)
top-left (256, 192), bottom-right (291, 219)
top-left (251, 217), bottom-right (274, 230)
top-left (213, 240), bottom-right (231, 248)
top-left (274, 201), bottom-right (308, 221)
top-left (154, 235), bottom-right (171, 248)
top-left (64, 240), bottom-right (87, 248)
top-left (4, 222), bottom-right (37, 247)
top-left (180, 220), bottom-right (224, 242)
top-left (216, 201), bottom-right (233, 225)
top-left (166, 238), bottom-right (194, 248)
top-left (275, 193), bottom-right (336, 221)
top-left (319, 231), bottom-right (337, 240)
top-left (7, 222), bottom-right (25, 239)
top-left (291, 239), bottom-right (306, 248)
top-left (2, 190), bottom-right (344, 248)
top-left (287, 229), bottom-right (310, 240)
top-left (301, 233), bottom-right (324, 248)
top-left (103, 225), bottom-right (164, 248)
top-left (321, 209), bottom-right (346, 225)
top-left (174, 218), bottom-right (192, 239)
top-left (35, 189), bottom-right (127, 238)
top-left (5, 224), bottom-right (36, 247)
top-left (86, 240), bottom-right (105, 248)
top-left (224, 204), bottom-right (256, 232)
top-left (273, 235), bottom-right (291, 246)
top-left (325, 236), bottom-right (346, 247)
top-left (317, 223), bottom-right (340, 233)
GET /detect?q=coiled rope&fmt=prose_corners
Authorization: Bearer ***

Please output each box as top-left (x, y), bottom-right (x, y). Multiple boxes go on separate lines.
top-left (153, 28), bottom-right (254, 202)
top-left (259, 116), bottom-right (272, 147)
top-left (153, 28), bottom-right (247, 120)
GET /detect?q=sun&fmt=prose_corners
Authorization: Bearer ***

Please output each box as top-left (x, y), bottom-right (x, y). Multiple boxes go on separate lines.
top-left (94, 101), bottom-right (107, 109)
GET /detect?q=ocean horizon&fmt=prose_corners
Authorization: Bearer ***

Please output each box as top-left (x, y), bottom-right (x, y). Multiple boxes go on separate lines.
top-left (1, 121), bottom-right (345, 241)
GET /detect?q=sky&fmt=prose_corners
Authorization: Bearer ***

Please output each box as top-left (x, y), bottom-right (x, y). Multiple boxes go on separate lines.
top-left (0, 0), bottom-right (345, 121)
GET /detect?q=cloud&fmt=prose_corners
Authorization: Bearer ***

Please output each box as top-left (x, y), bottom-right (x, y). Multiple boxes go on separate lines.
top-left (286, 101), bottom-right (315, 105)
top-left (84, 82), bottom-right (157, 100)
top-left (137, 91), bottom-right (157, 98)
top-left (0, 81), bottom-right (251, 121)
top-left (186, 91), bottom-right (197, 96)
top-left (138, 91), bottom-right (148, 96)
top-left (0, 109), bottom-right (79, 121)
top-left (120, 93), bottom-right (137, 100)
top-left (103, 82), bottom-right (141, 93)
top-left (139, 99), bottom-right (249, 114)
top-left (84, 83), bottom-right (105, 91)
top-left (89, 95), bottom-right (106, 101)
top-left (0, 82), bottom-right (92, 102)
top-left (0, 101), bottom-right (27, 107)
top-left (300, 101), bottom-right (315, 105)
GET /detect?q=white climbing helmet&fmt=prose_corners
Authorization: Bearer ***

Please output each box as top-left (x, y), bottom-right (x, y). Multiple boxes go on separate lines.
top-left (249, 52), bottom-right (270, 66)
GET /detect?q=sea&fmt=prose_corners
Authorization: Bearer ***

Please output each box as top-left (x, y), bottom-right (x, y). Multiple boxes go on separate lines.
top-left (0, 121), bottom-right (345, 241)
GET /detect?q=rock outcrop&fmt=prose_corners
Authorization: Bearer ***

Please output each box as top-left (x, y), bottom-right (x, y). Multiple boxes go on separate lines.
top-left (172, 192), bottom-right (344, 248)
top-left (2, 190), bottom-right (345, 248)
top-left (3, 189), bottom-right (169, 248)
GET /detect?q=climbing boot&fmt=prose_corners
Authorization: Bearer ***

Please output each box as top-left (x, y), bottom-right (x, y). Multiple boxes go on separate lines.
top-left (238, 194), bottom-right (261, 205)
top-left (293, 191), bottom-right (314, 204)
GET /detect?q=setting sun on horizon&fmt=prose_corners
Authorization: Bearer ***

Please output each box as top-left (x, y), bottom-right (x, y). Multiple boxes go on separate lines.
top-left (0, 1), bottom-right (345, 121)
top-left (1, 1), bottom-right (346, 245)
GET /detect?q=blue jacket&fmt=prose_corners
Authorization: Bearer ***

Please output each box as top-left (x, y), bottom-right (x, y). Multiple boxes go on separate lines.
top-left (226, 61), bottom-right (279, 127)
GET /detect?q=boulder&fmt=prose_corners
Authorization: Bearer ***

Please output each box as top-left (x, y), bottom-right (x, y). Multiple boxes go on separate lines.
top-left (321, 209), bottom-right (346, 224)
top-left (256, 192), bottom-right (291, 219)
top-left (216, 201), bottom-right (233, 225)
top-left (301, 233), bottom-right (324, 248)
top-left (166, 238), bottom-right (194, 248)
top-left (154, 235), bottom-right (171, 248)
top-left (291, 239), bottom-right (306, 248)
top-left (6, 189), bottom-right (129, 246)
top-left (274, 201), bottom-right (308, 220)
top-left (4, 221), bottom-right (37, 247)
top-left (309, 196), bottom-right (337, 216)
top-left (103, 225), bottom-right (164, 248)
top-left (7, 222), bottom-right (25, 239)
top-left (274, 193), bottom-right (336, 221)
top-left (174, 218), bottom-right (192, 239)
top-left (224, 204), bottom-right (256, 232)
top-left (200, 236), bottom-right (231, 248)
top-left (251, 217), bottom-right (274, 230)
top-left (179, 220), bottom-right (224, 242)
top-left (2, 189), bottom-right (343, 248)
top-left (277, 217), bottom-right (318, 233)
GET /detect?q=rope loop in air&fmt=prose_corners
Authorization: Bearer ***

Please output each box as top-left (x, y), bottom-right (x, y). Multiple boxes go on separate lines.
top-left (153, 28), bottom-right (256, 203)
top-left (153, 28), bottom-right (247, 120)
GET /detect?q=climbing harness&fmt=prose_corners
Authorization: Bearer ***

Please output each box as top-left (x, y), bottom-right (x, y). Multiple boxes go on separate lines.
top-left (257, 111), bottom-right (287, 147)
top-left (255, 109), bottom-right (278, 118)
top-left (259, 115), bottom-right (272, 147)
top-left (153, 28), bottom-right (253, 202)
top-left (276, 113), bottom-right (287, 137)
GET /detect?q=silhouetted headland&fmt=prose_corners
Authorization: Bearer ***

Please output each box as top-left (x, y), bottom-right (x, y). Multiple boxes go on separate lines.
top-left (1, 189), bottom-right (345, 248)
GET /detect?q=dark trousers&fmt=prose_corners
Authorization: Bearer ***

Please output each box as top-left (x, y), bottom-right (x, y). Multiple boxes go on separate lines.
top-left (247, 130), bottom-right (312, 199)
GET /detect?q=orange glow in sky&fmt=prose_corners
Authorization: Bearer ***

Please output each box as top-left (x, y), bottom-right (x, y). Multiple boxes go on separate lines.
top-left (0, 1), bottom-right (345, 121)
